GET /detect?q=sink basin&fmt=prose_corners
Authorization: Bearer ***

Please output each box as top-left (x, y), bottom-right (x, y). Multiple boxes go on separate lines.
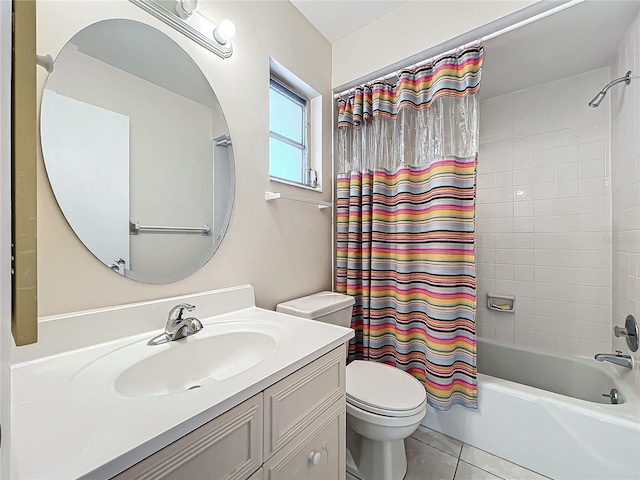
top-left (116, 331), bottom-right (276, 397)
top-left (71, 320), bottom-right (291, 399)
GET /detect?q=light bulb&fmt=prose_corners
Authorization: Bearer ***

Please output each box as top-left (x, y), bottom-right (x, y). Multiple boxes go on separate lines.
top-left (213, 19), bottom-right (236, 45)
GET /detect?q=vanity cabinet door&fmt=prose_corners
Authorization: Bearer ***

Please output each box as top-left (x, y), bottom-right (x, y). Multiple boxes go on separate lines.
top-left (263, 399), bottom-right (346, 480)
top-left (113, 394), bottom-right (263, 480)
top-left (263, 347), bottom-right (345, 458)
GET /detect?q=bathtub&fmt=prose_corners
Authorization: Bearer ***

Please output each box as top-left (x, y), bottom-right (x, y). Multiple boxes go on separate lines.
top-left (422, 338), bottom-right (640, 479)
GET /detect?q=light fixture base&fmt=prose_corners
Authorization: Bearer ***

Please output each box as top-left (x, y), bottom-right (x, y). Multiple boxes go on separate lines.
top-left (129, 0), bottom-right (232, 58)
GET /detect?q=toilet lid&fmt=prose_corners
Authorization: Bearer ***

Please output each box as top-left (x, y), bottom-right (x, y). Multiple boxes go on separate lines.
top-left (346, 361), bottom-right (427, 417)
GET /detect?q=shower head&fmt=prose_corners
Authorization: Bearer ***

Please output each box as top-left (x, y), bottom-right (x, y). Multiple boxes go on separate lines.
top-left (588, 71), bottom-right (632, 108)
top-left (588, 91), bottom-right (607, 108)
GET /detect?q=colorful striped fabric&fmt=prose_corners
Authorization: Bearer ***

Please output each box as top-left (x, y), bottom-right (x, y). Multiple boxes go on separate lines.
top-left (336, 159), bottom-right (478, 410)
top-left (337, 46), bottom-right (483, 128)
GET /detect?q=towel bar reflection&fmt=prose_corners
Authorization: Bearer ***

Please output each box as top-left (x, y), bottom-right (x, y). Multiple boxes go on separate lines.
top-left (129, 219), bottom-right (210, 235)
top-left (265, 191), bottom-right (331, 210)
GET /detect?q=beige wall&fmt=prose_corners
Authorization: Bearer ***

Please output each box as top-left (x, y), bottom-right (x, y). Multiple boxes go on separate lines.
top-left (37, 0), bottom-right (333, 316)
top-left (332, 0), bottom-right (537, 88)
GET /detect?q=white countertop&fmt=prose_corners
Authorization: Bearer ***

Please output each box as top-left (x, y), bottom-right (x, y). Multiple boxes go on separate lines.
top-left (11, 306), bottom-right (353, 479)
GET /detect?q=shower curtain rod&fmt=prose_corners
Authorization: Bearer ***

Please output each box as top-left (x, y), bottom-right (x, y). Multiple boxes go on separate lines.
top-left (333, 0), bottom-right (583, 99)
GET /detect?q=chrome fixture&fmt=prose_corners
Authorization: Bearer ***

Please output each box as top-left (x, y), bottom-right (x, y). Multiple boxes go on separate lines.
top-left (594, 351), bottom-right (633, 369)
top-left (148, 303), bottom-right (203, 346)
top-left (108, 258), bottom-right (126, 275)
top-left (602, 388), bottom-right (619, 405)
top-left (614, 314), bottom-right (639, 352)
top-left (129, 0), bottom-right (235, 58)
top-left (588, 71), bottom-right (632, 107)
top-left (129, 219), bottom-right (210, 236)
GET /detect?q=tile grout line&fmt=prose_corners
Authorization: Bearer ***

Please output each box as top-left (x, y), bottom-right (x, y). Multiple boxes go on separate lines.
top-left (452, 457), bottom-right (460, 480)
top-left (409, 434), bottom-right (463, 461)
top-left (461, 443), bottom-right (550, 479)
top-left (458, 459), bottom-right (509, 480)
top-left (410, 431), bottom-right (547, 480)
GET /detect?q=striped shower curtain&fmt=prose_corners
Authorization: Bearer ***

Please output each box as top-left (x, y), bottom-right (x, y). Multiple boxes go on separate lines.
top-left (336, 47), bottom-right (483, 410)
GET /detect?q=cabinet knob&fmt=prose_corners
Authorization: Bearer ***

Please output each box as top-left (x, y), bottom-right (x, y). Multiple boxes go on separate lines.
top-left (308, 450), bottom-right (321, 466)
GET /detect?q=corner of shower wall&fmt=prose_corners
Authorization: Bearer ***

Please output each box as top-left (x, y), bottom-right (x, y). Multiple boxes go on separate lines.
top-left (610, 11), bottom-right (640, 361)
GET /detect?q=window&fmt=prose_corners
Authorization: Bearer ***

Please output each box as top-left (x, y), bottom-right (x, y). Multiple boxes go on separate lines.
top-left (269, 57), bottom-right (322, 190)
top-left (269, 78), bottom-right (313, 186)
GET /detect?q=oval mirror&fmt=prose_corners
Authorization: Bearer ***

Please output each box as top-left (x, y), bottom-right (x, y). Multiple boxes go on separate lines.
top-left (40, 19), bottom-right (234, 284)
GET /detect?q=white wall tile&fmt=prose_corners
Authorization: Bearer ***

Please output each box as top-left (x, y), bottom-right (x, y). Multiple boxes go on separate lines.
top-left (580, 158), bottom-right (606, 179)
top-left (495, 234), bottom-right (514, 249)
top-left (513, 152), bottom-right (534, 169)
top-left (514, 329), bottom-right (535, 346)
top-left (534, 132), bottom-right (556, 151)
top-left (533, 148), bottom-right (556, 166)
top-left (534, 182), bottom-right (556, 200)
top-left (534, 332), bottom-right (558, 351)
top-left (495, 264), bottom-right (514, 280)
top-left (579, 141), bottom-right (606, 163)
top-left (513, 201), bottom-right (533, 217)
top-left (556, 145), bottom-right (579, 164)
top-left (556, 128), bottom-right (579, 146)
top-left (513, 168), bottom-right (533, 186)
top-left (513, 233), bottom-right (534, 249)
top-left (514, 249), bottom-right (534, 265)
top-left (513, 217), bottom-right (533, 233)
top-left (495, 248), bottom-right (514, 264)
top-left (534, 165), bottom-right (556, 183)
top-left (478, 66), bottom-right (614, 356)
top-left (557, 163), bottom-right (579, 181)
top-left (579, 122), bottom-right (606, 144)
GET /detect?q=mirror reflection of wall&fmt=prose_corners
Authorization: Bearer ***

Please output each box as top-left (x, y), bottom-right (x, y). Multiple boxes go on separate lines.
top-left (40, 19), bottom-right (235, 284)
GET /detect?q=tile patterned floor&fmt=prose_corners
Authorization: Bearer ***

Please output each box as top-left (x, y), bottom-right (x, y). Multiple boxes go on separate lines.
top-left (405, 426), bottom-right (550, 480)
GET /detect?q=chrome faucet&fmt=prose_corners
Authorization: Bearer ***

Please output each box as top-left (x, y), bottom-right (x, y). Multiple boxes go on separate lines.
top-left (594, 350), bottom-right (634, 369)
top-left (148, 303), bottom-right (204, 346)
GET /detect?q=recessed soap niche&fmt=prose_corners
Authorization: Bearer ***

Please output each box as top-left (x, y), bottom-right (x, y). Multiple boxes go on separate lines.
top-left (487, 293), bottom-right (515, 313)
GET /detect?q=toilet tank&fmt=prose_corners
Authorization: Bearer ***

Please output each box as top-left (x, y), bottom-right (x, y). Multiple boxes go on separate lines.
top-left (276, 291), bottom-right (355, 328)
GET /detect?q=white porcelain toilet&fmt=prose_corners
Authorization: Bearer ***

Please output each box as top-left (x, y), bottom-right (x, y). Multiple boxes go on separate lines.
top-left (277, 291), bottom-right (427, 480)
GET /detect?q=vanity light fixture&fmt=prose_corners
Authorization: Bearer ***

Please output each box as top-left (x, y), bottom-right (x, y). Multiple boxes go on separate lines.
top-left (213, 19), bottom-right (236, 45)
top-left (129, 0), bottom-right (235, 58)
top-left (175, 0), bottom-right (198, 19)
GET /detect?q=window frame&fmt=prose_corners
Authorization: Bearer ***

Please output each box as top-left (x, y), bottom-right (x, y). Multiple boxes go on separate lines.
top-left (269, 76), bottom-right (311, 187)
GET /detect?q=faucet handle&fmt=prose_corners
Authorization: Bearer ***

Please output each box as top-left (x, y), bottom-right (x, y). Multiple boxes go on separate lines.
top-left (615, 350), bottom-right (623, 356)
top-left (168, 303), bottom-right (196, 322)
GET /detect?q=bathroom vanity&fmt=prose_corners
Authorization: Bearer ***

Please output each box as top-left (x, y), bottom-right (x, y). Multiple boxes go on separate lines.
top-left (10, 286), bottom-right (353, 479)
top-left (114, 347), bottom-right (346, 480)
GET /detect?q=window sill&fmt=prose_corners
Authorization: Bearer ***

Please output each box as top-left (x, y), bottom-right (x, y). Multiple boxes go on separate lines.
top-left (270, 176), bottom-right (323, 193)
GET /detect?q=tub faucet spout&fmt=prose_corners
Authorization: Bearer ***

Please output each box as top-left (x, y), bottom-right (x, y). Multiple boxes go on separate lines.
top-left (594, 351), bottom-right (633, 369)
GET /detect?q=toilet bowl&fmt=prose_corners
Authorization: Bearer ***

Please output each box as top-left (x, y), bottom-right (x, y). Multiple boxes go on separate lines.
top-left (277, 292), bottom-right (427, 480)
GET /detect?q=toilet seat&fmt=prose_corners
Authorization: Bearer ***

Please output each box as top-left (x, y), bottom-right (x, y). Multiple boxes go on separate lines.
top-left (346, 360), bottom-right (427, 417)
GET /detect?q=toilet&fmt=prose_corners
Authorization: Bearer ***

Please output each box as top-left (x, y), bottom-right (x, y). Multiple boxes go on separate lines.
top-left (277, 291), bottom-right (427, 480)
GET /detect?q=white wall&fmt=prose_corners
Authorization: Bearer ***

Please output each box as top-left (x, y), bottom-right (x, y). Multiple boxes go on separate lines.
top-left (331, 0), bottom-right (537, 88)
top-left (36, 0), bottom-right (333, 316)
top-left (611, 12), bottom-right (640, 360)
top-left (476, 68), bottom-right (613, 357)
top-left (0, 0), bottom-right (12, 475)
